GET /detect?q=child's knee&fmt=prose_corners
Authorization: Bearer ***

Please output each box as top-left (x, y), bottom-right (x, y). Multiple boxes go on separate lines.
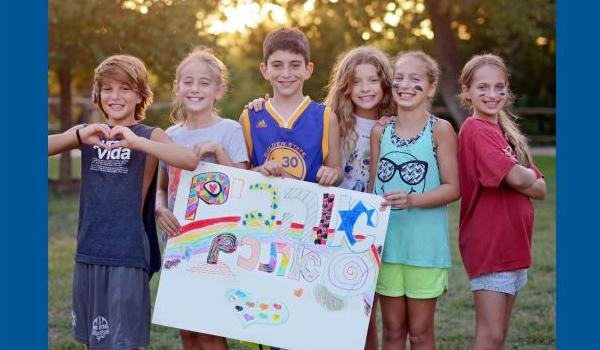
top-left (383, 321), bottom-right (408, 341)
top-left (477, 327), bottom-right (506, 348)
top-left (408, 322), bottom-right (434, 344)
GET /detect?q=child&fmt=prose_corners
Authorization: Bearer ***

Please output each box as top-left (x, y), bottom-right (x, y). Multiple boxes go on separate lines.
top-left (457, 54), bottom-right (546, 350)
top-left (48, 54), bottom-right (198, 349)
top-left (368, 51), bottom-right (460, 349)
top-left (247, 46), bottom-right (396, 350)
top-left (324, 46), bottom-right (396, 193)
top-left (154, 47), bottom-right (249, 350)
top-left (324, 46), bottom-right (396, 350)
top-left (239, 27), bottom-right (343, 187)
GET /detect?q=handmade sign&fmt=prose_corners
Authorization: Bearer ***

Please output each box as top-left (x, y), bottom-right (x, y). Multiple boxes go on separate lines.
top-left (152, 162), bottom-right (390, 350)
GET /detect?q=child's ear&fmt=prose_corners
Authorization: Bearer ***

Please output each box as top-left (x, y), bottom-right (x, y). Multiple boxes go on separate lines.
top-left (427, 82), bottom-right (437, 99)
top-left (304, 61), bottom-right (314, 79)
top-left (215, 83), bottom-right (226, 100)
top-left (461, 85), bottom-right (470, 100)
top-left (259, 62), bottom-right (269, 80)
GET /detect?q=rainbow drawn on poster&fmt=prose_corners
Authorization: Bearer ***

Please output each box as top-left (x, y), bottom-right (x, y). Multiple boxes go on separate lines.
top-left (153, 163), bottom-right (390, 350)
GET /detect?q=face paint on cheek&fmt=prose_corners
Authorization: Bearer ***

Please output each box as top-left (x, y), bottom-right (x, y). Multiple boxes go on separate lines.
top-left (392, 82), bottom-right (400, 90)
top-left (413, 85), bottom-right (423, 92)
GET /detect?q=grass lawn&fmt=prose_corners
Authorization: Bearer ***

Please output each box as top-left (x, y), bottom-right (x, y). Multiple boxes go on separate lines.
top-left (48, 156), bottom-right (555, 350)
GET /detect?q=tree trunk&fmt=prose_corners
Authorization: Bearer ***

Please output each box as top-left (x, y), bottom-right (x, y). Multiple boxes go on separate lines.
top-left (425, 0), bottom-right (469, 127)
top-left (58, 64), bottom-right (72, 184)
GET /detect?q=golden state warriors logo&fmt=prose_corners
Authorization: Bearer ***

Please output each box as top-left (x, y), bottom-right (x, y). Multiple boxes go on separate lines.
top-left (265, 143), bottom-right (307, 180)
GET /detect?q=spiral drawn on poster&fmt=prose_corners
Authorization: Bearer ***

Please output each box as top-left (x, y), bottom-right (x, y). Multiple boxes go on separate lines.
top-left (326, 253), bottom-right (371, 295)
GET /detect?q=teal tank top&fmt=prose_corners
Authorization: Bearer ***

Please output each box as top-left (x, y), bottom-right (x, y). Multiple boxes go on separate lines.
top-left (373, 115), bottom-right (451, 268)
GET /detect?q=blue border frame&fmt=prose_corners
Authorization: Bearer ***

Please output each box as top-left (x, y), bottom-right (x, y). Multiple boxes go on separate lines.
top-left (556, 1), bottom-right (598, 348)
top-left (0, 0), bottom-right (588, 347)
top-left (0, 0), bottom-right (48, 347)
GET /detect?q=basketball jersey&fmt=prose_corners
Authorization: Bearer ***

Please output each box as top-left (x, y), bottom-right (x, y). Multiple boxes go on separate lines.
top-left (240, 97), bottom-right (330, 183)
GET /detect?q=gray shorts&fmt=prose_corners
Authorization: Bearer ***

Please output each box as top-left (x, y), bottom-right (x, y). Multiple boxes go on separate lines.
top-left (470, 269), bottom-right (528, 295)
top-left (72, 237), bottom-right (151, 349)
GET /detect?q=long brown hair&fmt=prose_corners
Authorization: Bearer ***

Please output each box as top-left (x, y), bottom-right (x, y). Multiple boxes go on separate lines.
top-left (459, 54), bottom-right (533, 167)
top-left (324, 46), bottom-right (396, 152)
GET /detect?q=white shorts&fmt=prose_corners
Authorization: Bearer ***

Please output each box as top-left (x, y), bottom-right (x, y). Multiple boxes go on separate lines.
top-left (470, 269), bottom-right (528, 295)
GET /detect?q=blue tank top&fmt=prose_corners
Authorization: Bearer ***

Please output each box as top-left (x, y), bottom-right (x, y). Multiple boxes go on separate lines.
top-left (76, 123), bottom-right (161, 275)
top-left (373, 115), bottom-right (451, 268)
top-left (242, 97), bottom-right (329, 183)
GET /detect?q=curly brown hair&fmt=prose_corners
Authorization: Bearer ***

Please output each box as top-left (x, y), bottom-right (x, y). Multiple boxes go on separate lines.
top-left (324, 46), bottom-right (396, 153)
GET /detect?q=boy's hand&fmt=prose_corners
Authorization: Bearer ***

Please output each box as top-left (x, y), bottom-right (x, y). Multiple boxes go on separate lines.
top-left (193, 141), bottom-right (220, 161)
top-left (109, 125), bottom-right (142, 149)
top-left (316, 166), bottom-right (340, 186)
top-left (156, 206), bottom-right (181, 238)
top-left (246, 93), bottom-right (269, 112)
top-left (381, 190), bottom-right (412, 210)
top-left (256, 160), bottom-right (288, 177)
top-left (376, 115), bottom-right (396, 127)
top-left (79, 124), bottom-right (111, 149)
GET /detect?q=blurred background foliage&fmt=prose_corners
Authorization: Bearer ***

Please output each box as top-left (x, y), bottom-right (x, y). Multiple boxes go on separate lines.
top-left (49, 0), bottom-right (555, 183)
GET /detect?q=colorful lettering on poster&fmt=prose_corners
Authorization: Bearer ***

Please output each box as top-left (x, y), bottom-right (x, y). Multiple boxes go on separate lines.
top-left (185, 172), bottom-right (231, 220)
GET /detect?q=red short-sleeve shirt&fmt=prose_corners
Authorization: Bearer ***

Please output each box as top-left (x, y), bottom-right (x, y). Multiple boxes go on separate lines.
top-left (458, 117), bottom-right (542, 278)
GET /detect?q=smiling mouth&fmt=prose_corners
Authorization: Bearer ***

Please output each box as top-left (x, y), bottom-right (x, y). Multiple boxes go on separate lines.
top-left (396, 92), bottom-right (415, 99)
top-left (358, 95), bottom-right (376, 100)
top-left (187, 97), bottom-right (204, 102)
top-left (484, 101), bottom-right (500, 108)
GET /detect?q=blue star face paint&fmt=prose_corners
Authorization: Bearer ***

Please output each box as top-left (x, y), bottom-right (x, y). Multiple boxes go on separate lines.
top-left (414, 84), bottom-right (423, 92)
top-left (392, 81), bottom-right (400, 90)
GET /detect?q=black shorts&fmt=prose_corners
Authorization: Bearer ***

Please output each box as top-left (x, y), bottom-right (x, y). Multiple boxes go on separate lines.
top-left (72, 236), bottom-right (151, 349)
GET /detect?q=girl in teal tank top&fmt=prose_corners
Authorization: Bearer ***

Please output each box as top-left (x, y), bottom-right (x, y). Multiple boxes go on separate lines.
top-left (368, 51), bottom-right (460, 350)
top-left (374, 115), bottom-right (451, 267)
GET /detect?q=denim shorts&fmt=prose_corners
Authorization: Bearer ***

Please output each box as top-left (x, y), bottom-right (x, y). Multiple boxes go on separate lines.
top-left (470, 269), bottom-right (528, 295)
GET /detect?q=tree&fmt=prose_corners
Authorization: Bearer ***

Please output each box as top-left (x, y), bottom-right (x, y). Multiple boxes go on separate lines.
top-left (48, 0), bottom-right (218, 185)
top-left (50, 0), bottom-right (555, 179)
top-left (425, 0), bottom-right (469, 125)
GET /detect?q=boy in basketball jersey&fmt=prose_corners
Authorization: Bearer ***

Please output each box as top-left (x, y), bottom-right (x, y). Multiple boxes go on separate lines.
top-left (239, 28), bottom-right (342, 186)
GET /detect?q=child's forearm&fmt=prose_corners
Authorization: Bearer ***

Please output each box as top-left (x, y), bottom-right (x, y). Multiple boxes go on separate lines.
top-left (408, 183), bottom-right (460, 208)
top-left (156, 188), bottom-right (169, 211)
top-left (332, 166), bottom-right (343, 186)
top-left (213, 144), bottom-right (236, 167)
top-left (48, 126), bottom-right (81, 156)
top-left (516, 178), bottom-right (547, 200)
top-left (134, 138), bottom-right (197, 171)
top-left (504, 164), bottom-right (537, 190)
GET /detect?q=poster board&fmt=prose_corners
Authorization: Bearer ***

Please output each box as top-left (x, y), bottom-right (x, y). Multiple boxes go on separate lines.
top-left (152, 162), bottom-right (390, 350)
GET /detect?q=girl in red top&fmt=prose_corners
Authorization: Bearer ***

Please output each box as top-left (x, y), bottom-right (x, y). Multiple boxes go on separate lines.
top-left (458, 54), bottom-right (546, 350)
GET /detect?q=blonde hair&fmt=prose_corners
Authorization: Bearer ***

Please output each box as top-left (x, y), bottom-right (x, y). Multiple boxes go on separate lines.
top-left (170, 47), bottom-right (229, 124)
top-left (394, 50), bottom-right (440, 93)
top-left (459, 54), bottom-right (533, 167)
top-left (92, 54), bottom-right (153, 121)
top-left (324, 46), bottom-right (396, 152)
